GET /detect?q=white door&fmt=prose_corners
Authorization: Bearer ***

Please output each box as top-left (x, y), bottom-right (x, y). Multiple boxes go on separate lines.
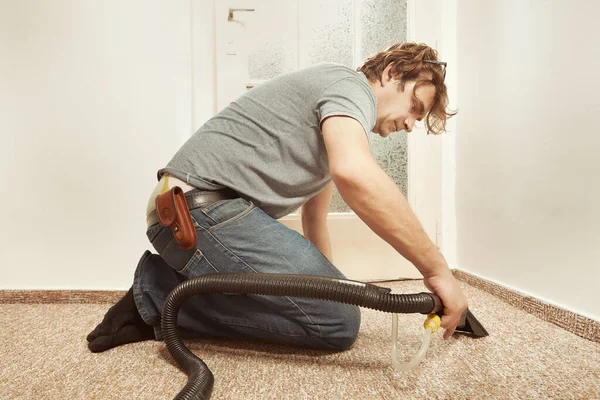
top-left (214, 0), bottom-right (442, 282)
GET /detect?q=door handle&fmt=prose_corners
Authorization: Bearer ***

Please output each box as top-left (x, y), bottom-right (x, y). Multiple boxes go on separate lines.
top-left (228, 8), bottom-right (256, 21)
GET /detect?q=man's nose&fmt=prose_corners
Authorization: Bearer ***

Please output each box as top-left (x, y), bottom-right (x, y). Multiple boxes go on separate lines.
top-left (404, 119), bottom-right (414, 133)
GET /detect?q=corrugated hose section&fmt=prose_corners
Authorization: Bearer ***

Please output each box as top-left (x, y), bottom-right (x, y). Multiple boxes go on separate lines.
top-left (161, 273), bottom-right (439, 400)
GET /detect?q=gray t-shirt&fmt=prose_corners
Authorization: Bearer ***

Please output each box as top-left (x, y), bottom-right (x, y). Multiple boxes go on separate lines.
top-left (158, 63), bottom-right (376, 219)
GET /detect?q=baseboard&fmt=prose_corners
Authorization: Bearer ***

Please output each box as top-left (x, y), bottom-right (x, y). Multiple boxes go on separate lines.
top-left (0, 290), bottom-right (126, 304)
top-left (453, 269), bottom-right (600, 343)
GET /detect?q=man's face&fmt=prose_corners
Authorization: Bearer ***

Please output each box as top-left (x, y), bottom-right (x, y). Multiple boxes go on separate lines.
top-left (372, 68), bottom-right (436, 138)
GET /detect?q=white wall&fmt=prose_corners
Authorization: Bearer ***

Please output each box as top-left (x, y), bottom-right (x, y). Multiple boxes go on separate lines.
top-left (439, 0), bottom-right (457, 268)
top-left (456, 0), bottom-right (600, 321)
top-left (0, 0), bottom-right (214, 289)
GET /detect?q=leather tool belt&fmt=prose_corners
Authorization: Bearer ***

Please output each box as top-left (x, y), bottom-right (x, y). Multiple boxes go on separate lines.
top-left (148, 187), bottom-right (238, 250)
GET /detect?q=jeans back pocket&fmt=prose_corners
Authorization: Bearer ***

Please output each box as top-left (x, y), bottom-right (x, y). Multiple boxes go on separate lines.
top-left (196, 198), bottom-right (254, 231)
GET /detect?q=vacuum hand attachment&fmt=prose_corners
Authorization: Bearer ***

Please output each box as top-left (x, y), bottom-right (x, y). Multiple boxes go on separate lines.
top-left (454, 309), bottom-right (489, 337)
top-left (160, 273), bottom-right (488, 400)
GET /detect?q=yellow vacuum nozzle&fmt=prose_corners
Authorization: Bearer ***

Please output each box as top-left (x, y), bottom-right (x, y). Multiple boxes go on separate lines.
top-left (424, 313), bottom-right (441, 333)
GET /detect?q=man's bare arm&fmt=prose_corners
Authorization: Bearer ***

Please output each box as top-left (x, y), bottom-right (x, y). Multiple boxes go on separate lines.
top-left (321, 116), bottom-right (467, 338)
top-left (301, 182), bottom-right (334, 262)
top-left (322, 116), bottom-right (445, 276)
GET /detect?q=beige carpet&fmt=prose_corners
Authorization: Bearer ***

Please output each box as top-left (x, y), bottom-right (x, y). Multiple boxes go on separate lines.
top-left (1, 280), bottom-right (599, 399)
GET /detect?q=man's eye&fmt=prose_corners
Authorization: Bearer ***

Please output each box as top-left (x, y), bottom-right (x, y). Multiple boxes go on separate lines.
top-left (411, 103), bottom-right (416, 112)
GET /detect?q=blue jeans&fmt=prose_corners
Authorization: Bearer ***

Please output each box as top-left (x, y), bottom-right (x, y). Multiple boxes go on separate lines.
top-left (132, 196), bottom-right (361, 350)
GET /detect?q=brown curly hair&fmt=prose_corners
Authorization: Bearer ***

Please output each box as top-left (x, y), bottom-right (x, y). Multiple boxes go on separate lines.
top-left (357, 42), bottom-right (456, 135)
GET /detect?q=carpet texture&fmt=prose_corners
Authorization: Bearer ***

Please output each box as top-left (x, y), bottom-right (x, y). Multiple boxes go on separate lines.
top-left (1, 280), bottom-right (599, 399)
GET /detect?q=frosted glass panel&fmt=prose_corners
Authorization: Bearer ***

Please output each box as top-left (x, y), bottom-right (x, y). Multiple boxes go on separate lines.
top-left (359, 0), bottom-right (408, 60)
top-left (369, 132), bottom-right (408, 195)
top-left (298, 0), bottom-right (354, 67)
top-left (330, 0), bottom-right (408, 213)
top-left (246, 0), bottom-right (298, 80)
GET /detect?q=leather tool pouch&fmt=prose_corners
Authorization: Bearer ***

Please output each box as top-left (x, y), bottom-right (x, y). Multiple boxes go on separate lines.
top-left (155, 186), bottom-right (197, 250)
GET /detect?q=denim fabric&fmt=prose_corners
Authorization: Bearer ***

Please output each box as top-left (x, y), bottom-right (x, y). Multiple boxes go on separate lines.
top-left (132, 197), bottom-right (361, 350)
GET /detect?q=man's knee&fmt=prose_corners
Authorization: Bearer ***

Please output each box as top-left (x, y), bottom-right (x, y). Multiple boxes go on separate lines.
top-left (322, 304), bottom-right (361, 351)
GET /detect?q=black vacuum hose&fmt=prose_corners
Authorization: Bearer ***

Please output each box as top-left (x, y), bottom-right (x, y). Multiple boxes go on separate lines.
top-left (161, 273), bottom-right (443, 400)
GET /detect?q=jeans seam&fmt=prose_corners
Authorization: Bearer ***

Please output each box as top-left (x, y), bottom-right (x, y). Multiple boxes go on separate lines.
top-left (212, 318), bottom-right (315, 338)
top-left (161, 236), bottom-right (177, 255)
top-left (133, 252), bottom-right (155, 328)
top-left (133, 286), bottom-right (153, 325)
top-left (205, 229), bottom-right (324, 338)
top-left (281, 297), bottom-right (324, 337)
top-left (204, 230), bottom-right (259, 273)
top-left (207, 202), bottom-right (255, 232)
top-left (144, 289), bottom-right (169, 301)
top-left (197, 199), bottom-right (249, 227)
top-left (180, 249), bottom-right (218, 276)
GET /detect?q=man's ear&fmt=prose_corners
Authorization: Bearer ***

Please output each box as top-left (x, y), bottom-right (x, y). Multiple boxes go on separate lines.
top-left (381, 64), bottom-right (393, 87)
